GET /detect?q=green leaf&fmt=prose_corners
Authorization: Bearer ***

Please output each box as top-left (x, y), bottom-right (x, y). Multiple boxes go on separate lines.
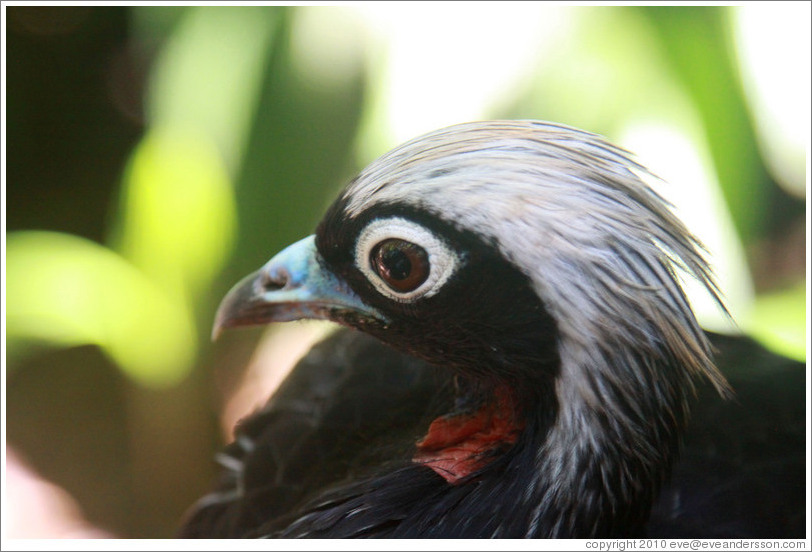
top-left (144, 6), bottom-right (279, 173)
top-left (7, 231), bottom-right (197, 388)
top-left (638, 6), bottom-right (770, 243)
top-left (112, 127), bottom-right (236, 309)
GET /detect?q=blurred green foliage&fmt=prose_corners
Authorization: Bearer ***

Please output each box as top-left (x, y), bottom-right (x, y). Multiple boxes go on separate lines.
top-left (7, 230), bottom-right (195, 387)
top-left (4, 4), bottom-right (806, 537)
top-left (640, 7), bottom-right (769, 243)
top-left (747, 282), bottom-right (807, 361)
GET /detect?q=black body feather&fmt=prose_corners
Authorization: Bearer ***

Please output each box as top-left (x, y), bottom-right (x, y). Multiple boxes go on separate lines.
top-left (180, 329), bottom-right (806, 538)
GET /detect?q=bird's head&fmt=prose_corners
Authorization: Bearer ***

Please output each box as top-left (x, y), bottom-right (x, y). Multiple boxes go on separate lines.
top-left (216, 120), bottom-right (727, 395)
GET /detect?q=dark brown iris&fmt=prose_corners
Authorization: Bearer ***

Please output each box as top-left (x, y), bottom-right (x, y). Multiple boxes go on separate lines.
top-left (370, 239), bottom-right (430, 293)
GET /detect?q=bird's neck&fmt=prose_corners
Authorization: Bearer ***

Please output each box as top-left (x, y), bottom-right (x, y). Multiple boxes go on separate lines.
top-left (409, 347), bottom-right (689, 537)
top-left (517, 353), bottom-right (689, 537)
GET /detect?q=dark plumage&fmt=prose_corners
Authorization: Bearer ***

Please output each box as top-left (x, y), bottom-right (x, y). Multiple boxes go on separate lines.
top-left (179, 120), bottom-right (806, 538)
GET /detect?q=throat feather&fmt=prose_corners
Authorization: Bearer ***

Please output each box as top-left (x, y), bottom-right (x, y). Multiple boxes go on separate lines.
top-left (413, 386), bottom-right (524, 484)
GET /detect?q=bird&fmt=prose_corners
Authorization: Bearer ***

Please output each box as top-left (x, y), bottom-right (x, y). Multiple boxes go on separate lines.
top-left (178, 120), bottom-right (806, 538)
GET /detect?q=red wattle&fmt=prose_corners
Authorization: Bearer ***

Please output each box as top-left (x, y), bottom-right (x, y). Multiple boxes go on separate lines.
top-left (413, 387), bottom-right (524, 484)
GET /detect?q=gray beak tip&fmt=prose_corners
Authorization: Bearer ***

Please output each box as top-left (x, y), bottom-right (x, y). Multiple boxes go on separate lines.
top-left (211, 321), bottom-right (224, 342)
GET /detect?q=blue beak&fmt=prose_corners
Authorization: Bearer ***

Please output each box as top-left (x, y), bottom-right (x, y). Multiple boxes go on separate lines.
top-left (212, 235), bottom-right (384, 339)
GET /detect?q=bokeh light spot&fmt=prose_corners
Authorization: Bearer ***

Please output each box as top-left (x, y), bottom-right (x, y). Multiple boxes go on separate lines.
top-left (7, 231), bottom-right (196, 388)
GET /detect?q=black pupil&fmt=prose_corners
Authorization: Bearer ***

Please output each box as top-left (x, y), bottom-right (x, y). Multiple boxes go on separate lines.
top-left (381, 246), bottom-right (412, 280)
top-left (370, 239), bottom-right (430, 293)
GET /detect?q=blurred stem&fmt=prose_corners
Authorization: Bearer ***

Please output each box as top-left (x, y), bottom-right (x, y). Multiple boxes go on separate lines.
top-left (638, 6), bottom-right (770, 244)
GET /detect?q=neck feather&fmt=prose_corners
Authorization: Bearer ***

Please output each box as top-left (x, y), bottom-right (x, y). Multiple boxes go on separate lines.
top-left (513, 341), bottom-right (697, 537)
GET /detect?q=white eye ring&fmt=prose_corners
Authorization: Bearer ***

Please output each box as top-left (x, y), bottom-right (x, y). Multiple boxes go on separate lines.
top-left (355, 217), bottom-right (460, 302)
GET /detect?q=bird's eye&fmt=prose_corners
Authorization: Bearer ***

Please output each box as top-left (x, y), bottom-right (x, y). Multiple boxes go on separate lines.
top-left (355, 217), bottom-right (460, 302)
top-left (370, 239), bottom-right (429, 292)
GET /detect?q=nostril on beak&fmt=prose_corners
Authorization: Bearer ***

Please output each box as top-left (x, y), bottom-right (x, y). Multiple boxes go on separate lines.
top-left (257, 235), bottom-right (317, 294)
top-left (260, 266), bottom-right (289, 292)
